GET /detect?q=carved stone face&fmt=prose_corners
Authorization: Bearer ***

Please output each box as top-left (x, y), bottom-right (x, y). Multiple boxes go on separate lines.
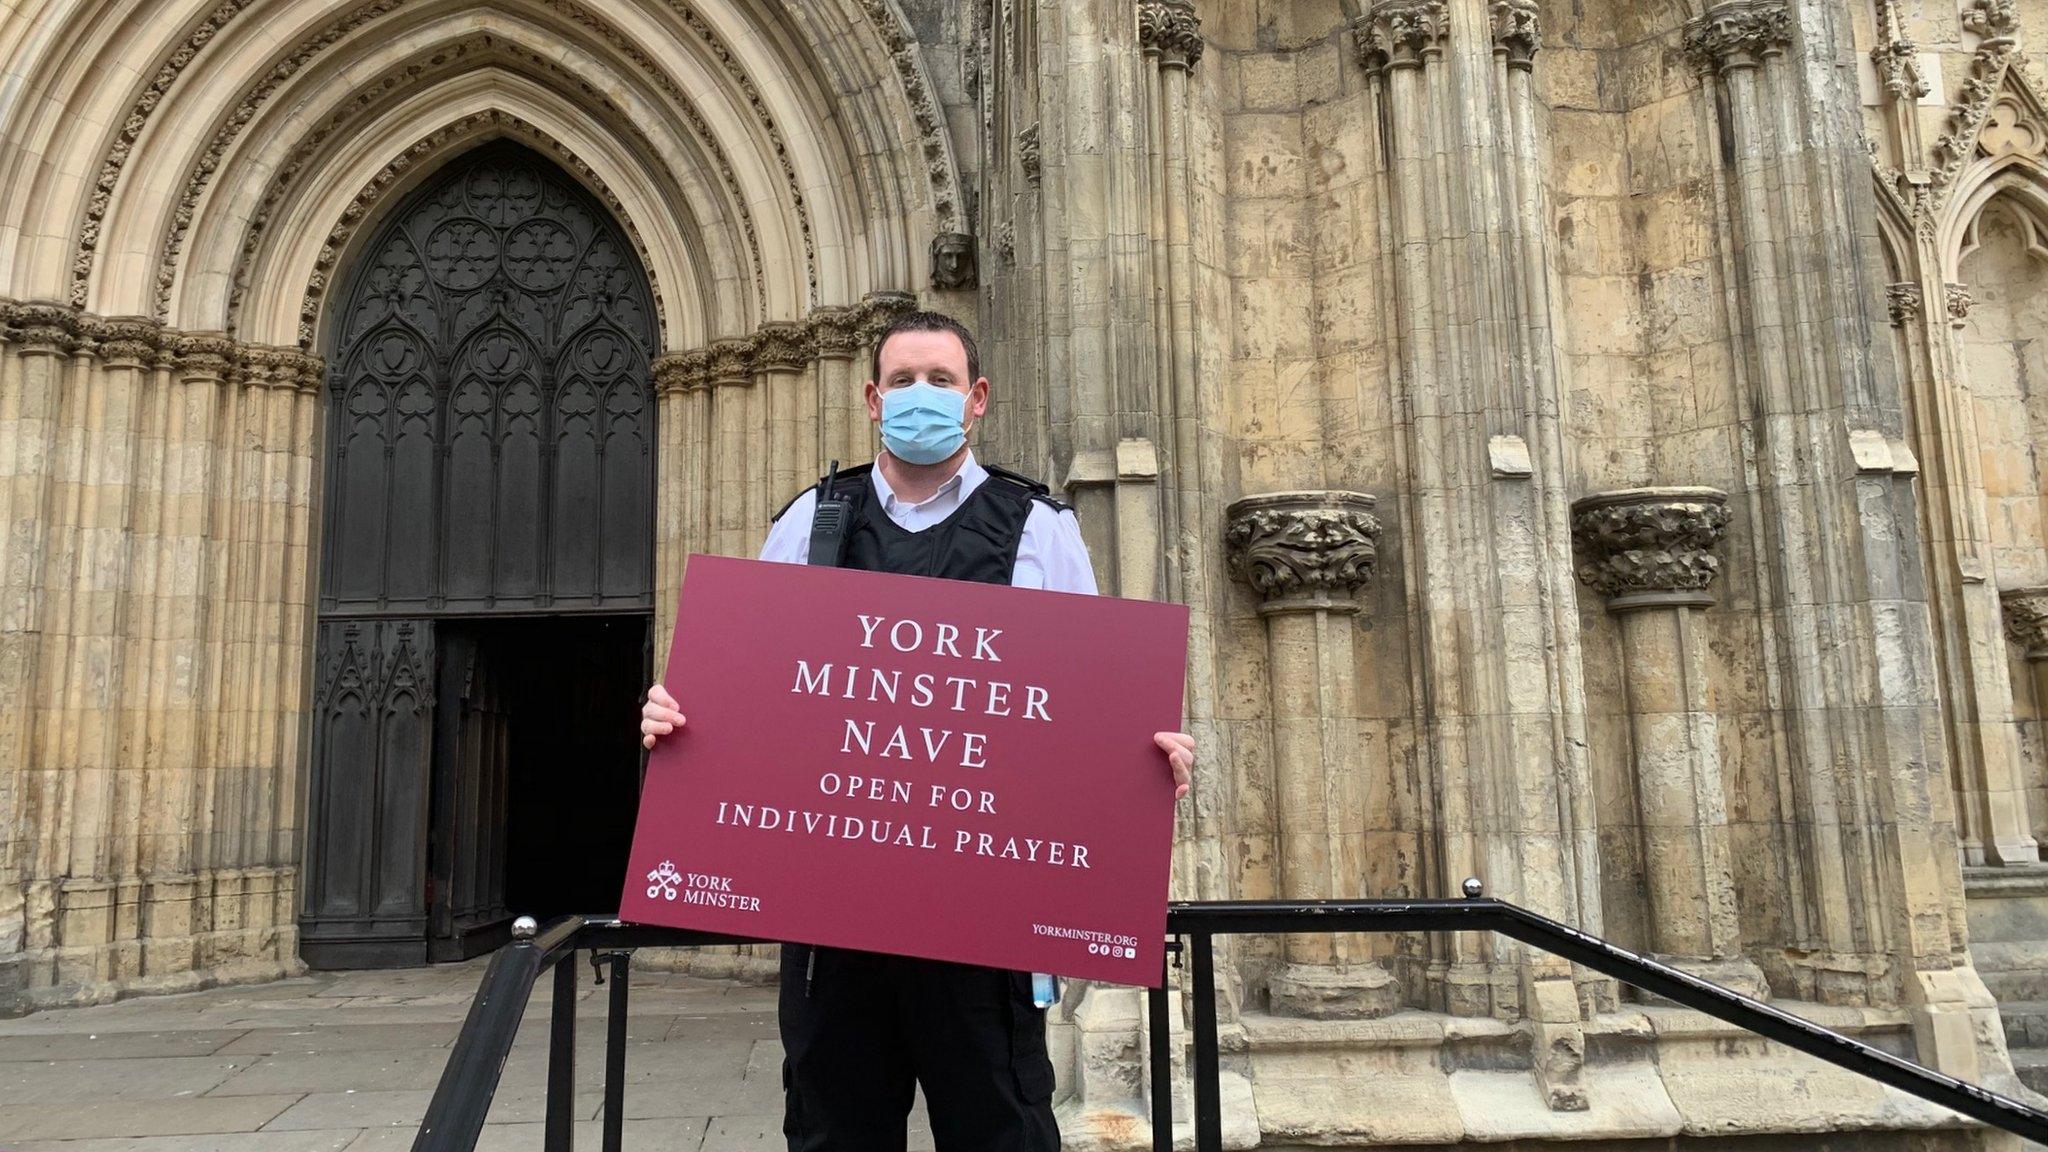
top-left (930, 232), bottom-right (977, 290)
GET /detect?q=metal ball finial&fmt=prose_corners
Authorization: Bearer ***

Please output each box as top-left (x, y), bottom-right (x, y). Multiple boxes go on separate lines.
top-left (1461, 877), bottom-right (1484, 899)
top-left (512, 915), bottom-right (538, 940)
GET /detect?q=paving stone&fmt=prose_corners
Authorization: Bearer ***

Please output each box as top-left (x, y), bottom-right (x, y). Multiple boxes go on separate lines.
top-left (214, 1023), bottom-right (461, 1056)
top-left (0, 1095), bottom-right (303, 1140)
top-left (8, 1131), bottom-right (362, 1152)
top-left (0, 1054), bottom-right (255, 1102)
top-left (0, 1031), bottom-right (247, 1062)
top-left (206, 1047), bottom-right (453, 1096)
top-left (259, 1090), bottom-right (436, 1131)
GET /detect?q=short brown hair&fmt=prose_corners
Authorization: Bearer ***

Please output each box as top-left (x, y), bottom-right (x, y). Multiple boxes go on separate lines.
top-left (870, 310), bottom-right (981, 385)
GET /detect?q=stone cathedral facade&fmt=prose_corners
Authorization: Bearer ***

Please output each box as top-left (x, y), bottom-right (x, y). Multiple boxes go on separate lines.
top-left (7, 0), bottom-right (2048, 1145)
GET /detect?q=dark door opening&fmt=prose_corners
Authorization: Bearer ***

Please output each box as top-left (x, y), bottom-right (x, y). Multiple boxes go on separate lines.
top-left (428, 613), bottom-right (648, 962)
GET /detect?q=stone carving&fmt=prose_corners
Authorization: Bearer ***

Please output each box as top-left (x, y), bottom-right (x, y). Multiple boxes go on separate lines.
top-left (930, 233), bottom-right (978, 290)
top-left (859, 0), bottom-right (966, 235)
top-left (1570, 488), bottom-right (1731, 603)
top-left (1352, 0), bottom-right (1449, 72)
top-left (2002, 587), bottom-right (2048, 658)
top-left (1947, 282), bottom-right (1976, 325)
top-left (670, 1), bottom-right (819, 303)
top-left (753, 322), bottom-right (815, 372)
top-left (283, 111), bottom-right (669, 351)
top-left (653, 349), bottom-right (713, 395)
top-left (1931, 0), bottom-right (2043, 199)
top-left (707, 336), bottom-right (760, 386)
top-left (1138, 0), bottom-right (1204, 70)
top-left (1886, 282), bottom-right (1923, 326)
top-left (1490, 0), bottom-right (1540, 69)
top-left (168, 332), bottom-right (243, 380)
top-left (153, 0), bottom-right (406, 318)
top-left (1018, 123), bottom-right (1042, 186)
top-left (241, 344), bottom-right (325, 391)
top-left (1682, 0), bottom-right (1791, 74)
top-left (1225, 491), bottom-right (1381, 607)
top-left (996, 220), bottom-right (1016, 265)
top-left (858, 291), bottom-right (919, 346)
top-left (70, 0), bottom-right (256, 307)
top-left (1868, 0), bottom-right (1928, 102)
top-left (80, 316), bottom-right (164, 366)
top-left (812, 306), bottom-right (866, 358)
top-left (0, 301), bottom-right (85, 351)
top-left (187, 24), bottom-right (698, 328)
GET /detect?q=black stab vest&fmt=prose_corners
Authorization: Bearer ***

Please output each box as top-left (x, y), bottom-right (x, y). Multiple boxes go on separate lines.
top-left (779, 462), bottom-right (1062, 585)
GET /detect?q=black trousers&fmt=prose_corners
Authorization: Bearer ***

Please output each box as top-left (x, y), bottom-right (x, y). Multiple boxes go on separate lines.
top-left (778, 943), bottom-right (1061, 1152)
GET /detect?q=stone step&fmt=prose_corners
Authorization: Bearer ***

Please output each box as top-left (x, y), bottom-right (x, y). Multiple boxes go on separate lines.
top-left (2012, 1048), bottom-right (2048, 1097)
top-left (2001, 1000), bottom-right (2048, 1051)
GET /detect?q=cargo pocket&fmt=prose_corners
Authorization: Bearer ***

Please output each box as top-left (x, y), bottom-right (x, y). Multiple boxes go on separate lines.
top-left (1006, 970), bottom-right (1057, 1104)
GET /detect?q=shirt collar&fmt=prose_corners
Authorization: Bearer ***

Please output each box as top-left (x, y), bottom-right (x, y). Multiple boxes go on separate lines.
top-left (872, 450), bottom-right (984, 514)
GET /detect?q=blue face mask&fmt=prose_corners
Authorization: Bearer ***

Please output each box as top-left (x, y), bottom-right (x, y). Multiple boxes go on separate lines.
top-left (878, 381), bottom-right (968, 465)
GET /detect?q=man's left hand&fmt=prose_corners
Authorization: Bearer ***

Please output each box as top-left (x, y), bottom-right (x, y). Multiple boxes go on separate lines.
top-left (1154, 732), bottom-right (1195, 800)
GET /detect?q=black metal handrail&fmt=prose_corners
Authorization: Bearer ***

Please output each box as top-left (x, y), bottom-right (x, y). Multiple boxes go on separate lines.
top-left (410, 896), bottom-right (2048, 1151)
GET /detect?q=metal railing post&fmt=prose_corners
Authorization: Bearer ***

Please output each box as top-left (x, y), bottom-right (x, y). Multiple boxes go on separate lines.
top-left (603, 952), bottom-right (631, 1152)
top-left (1148, 950), bottom-right (1173, 1152)
top-left (1190, 933), bottom-right (1220, 1152)
top-left (545, 954), bottom-right (579, 1152)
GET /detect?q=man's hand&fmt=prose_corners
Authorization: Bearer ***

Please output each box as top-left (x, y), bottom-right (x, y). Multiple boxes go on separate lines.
top-left (1154, 732), bottom-right (1195, 800)
top-left (641, 683), bottom-right (686, 749)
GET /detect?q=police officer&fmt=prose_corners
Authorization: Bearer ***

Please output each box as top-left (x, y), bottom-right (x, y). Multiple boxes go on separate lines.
top-left (638, 310), bottom-right (1196, 1151)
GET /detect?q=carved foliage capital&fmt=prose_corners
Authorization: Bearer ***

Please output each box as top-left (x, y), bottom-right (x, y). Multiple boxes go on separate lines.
top-left (753, 322), bottom-right (814, 372)
top-left (1571, 488), bottom-right (1731, 604)
top-left (0, 301), bottom-right (84, 351)
top-left (1353, 0), bottom-right (1449, 72)
top-left (80, 315), bottom-right (164, 365)
top-left (812, 306), bottom-right (865, 358)
top-left (653, 350), bottom-right (712, 395)
top-left (1887, 282), bottom-right (1924, 326)
top-left (2003, 586), bottom-right (2048, 657)
top-left (1490, 0), bottom-right (1541, 68)
top-left (1226, 491), bottom-right (1381, 609)
top-left (1139, 0), bottom-right (1204, 69)
top-left (241, 344), bottom-right (324, 391)
top-left (1683, 0), bottom-right (1791, 74)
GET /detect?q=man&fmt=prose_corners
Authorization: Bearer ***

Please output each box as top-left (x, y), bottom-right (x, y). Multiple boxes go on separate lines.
top-left (637, 310), bottom-right (1196, 1152)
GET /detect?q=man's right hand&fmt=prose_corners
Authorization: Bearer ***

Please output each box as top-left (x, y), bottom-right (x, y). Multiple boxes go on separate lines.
top-left (640, 683), bottom-right (686, 749)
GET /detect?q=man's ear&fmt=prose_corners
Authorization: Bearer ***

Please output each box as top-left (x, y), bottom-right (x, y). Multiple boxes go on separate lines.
top-left (864, 379), bottom-right (883, 422)
top-left (967, 377), bottom-right (990, 422)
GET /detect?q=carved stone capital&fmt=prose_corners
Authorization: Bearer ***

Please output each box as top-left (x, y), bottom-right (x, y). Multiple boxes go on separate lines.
top-left (168, 332), bottom-right (241, 381)
top-left (80, 315), bottom-right (164, 367)
top-left (706, 336), bottom-right (758, 387)
top-left (811, 306), bottom-right (864, 359)
top-left (1490, 0), bottom-right (1540, 69)
top-left (1886, 282), bottom-right (1924, 327)
top-left (1353, 0), bottom-right (1449, 72)
top-left (2004, 586), bottom-right (2048, 659)
top-left (1870, 40), bottom-right (1931, 102)
top-left (753, 321), bottom-right (814, 373)
top-left (858, 291), bottom-right (919, 347)
top-left (1683, 1), bottom-right (1790, 74)
top-left (1947, 282), bottom-right (1976, 326)
top-left (0, 301), bottom-right (83, 352)
top-left (1225, 491), bottom-right (1381, 612)
top-left (241, 344), bottom-right (324, 392)
top-left (653, 349), bottom-right (713, 396)
top-left (930, 232), bottom-right (977, 291)
top-left (1139, 0), bottom-right (1204, 70)
top-left (1571, 487), bottom-right (1731, 609)
top-left (1018, 123), bottom-right (1042, 187)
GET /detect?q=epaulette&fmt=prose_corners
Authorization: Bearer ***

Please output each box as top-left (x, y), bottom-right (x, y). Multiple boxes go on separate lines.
top-left (772, 462), bottom-right (874, 523)
top-left (984, 463), bottom-right (1073, 514)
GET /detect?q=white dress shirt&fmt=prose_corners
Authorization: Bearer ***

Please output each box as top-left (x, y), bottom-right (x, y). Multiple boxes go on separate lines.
top-left (759, 452), bottom-right (1098, 595)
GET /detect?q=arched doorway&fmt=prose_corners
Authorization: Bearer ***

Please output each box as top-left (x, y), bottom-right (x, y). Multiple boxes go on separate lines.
top-left (300, 142), bottom-right (659, 967)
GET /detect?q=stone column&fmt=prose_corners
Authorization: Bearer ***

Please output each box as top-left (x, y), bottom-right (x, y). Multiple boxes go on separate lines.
top-left (2002, 586), bottom-right (2048, 846)
top-left (1226, 491), bottom-right (1399, 1018)
top-left (1572, 489), bottom-right (1766, 997)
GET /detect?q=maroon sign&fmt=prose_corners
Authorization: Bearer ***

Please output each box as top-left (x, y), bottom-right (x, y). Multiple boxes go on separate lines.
top-left (619, 554), bottom-right (1189, 985)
